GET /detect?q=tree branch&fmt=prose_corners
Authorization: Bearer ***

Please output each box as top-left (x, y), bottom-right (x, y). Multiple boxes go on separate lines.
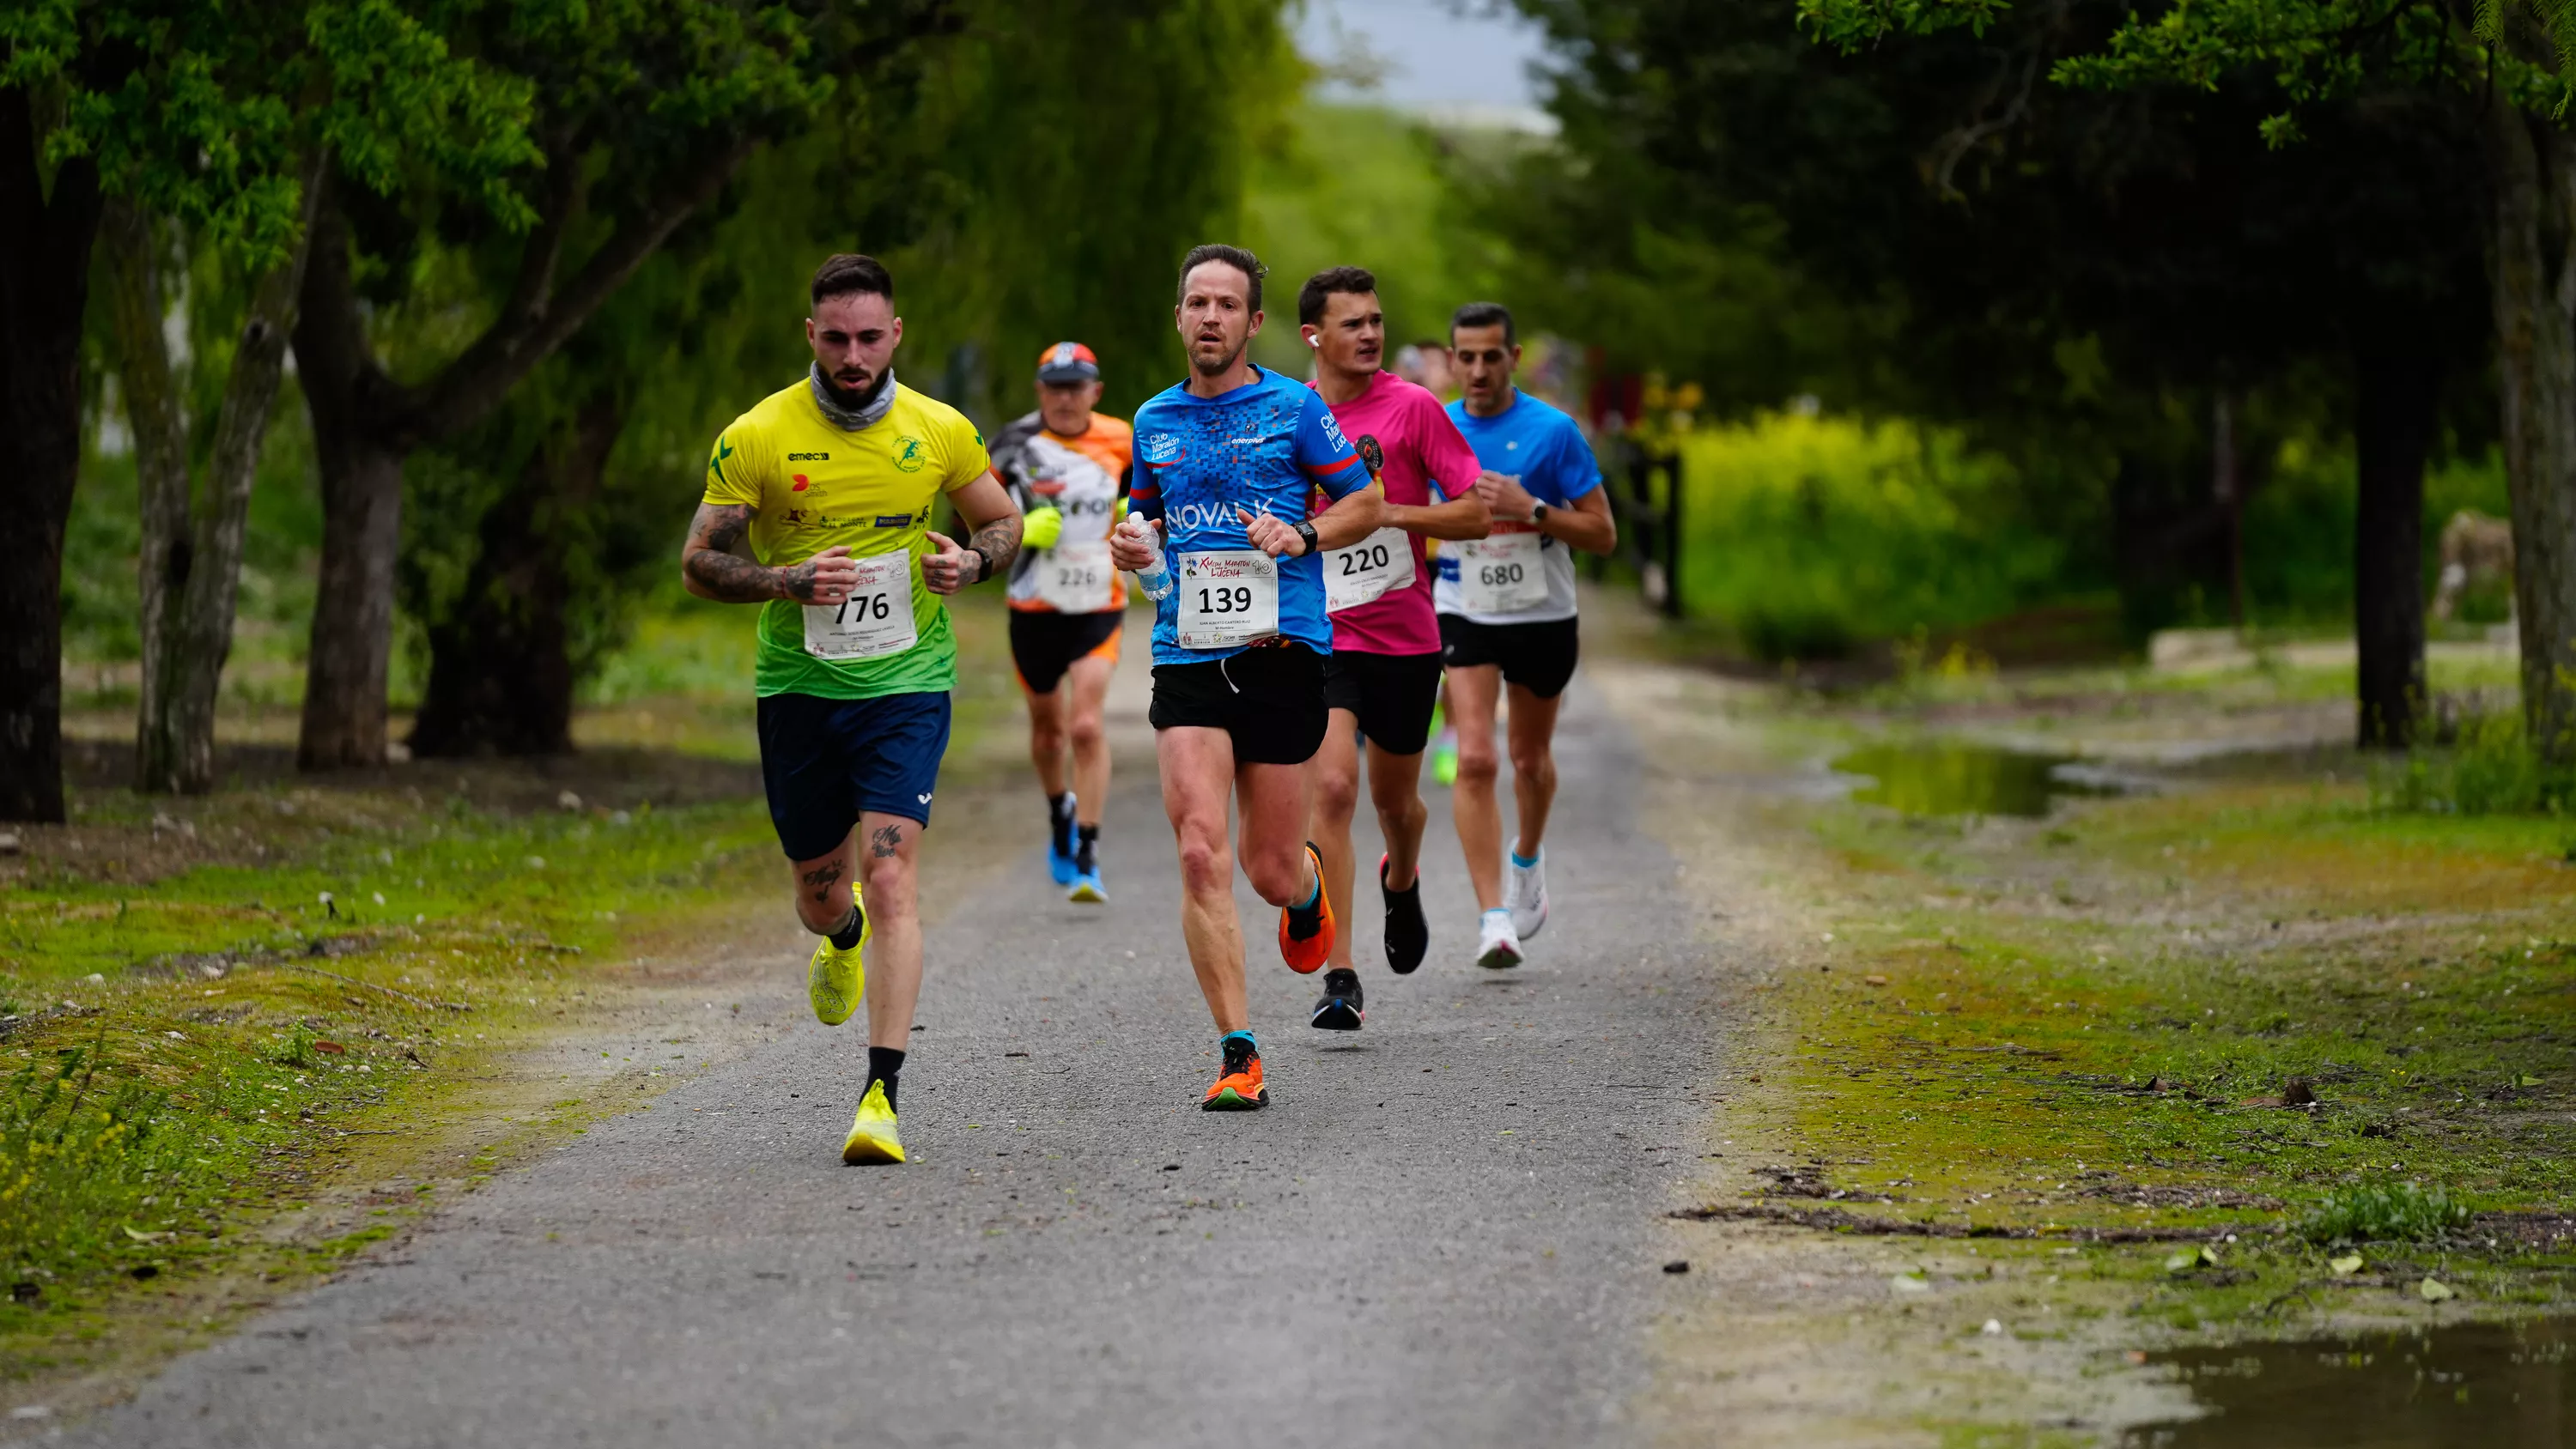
top-left (404, 136), bottom-right (756, 446)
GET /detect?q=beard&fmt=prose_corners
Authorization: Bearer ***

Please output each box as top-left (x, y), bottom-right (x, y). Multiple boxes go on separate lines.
top-left (1188, 334), bottom-right (1246, 377)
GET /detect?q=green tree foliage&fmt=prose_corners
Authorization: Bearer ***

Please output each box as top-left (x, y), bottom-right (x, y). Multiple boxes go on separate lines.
top-left (393, 0), bottom-right (1304, 755)
top-left (1791, 0), bottom-right (2576, 759)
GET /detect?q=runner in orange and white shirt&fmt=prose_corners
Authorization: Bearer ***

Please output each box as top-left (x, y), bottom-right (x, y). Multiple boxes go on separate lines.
top-left (992, 342), bottom-right (1133, 902)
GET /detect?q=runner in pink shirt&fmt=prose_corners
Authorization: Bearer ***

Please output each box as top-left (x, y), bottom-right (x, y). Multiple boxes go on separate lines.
top-left (1297, 266), bottom-right (1491, 1032)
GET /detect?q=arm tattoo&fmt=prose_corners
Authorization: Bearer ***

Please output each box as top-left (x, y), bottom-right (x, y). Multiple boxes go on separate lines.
top-left (868, 824), bottom-right (903, 858)
top-left (683, 503), bottom-right (783, 603)
top-left (968, 515), bottom-right (1021, 582)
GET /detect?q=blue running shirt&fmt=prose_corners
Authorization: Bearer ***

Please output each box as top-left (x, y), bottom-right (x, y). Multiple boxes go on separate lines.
top-left (1437, 390), bottom-right (1604, 625)
top-left (1130, 366), bottom-right (1373, 664)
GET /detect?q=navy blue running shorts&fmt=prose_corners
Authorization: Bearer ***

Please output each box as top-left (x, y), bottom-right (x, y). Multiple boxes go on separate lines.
top-left (755, 690), bottom-right (952, 860)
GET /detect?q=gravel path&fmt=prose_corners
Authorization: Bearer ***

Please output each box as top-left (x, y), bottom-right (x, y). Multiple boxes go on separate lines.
top-left (66, 665), bottom-right (1729, 1448)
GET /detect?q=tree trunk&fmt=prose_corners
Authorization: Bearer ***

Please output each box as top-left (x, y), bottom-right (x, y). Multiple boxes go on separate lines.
top-left (100, 199), bottom-right (196, 791)
top-left (293, 185), bottom-right (407, 771)
top-left (2354, 346), bottom-right (2438, 749)
top-left (2486, 91), bottom-right (2576, 763)
top-left (408, 397), bottom-right (625, 758)
top-left (0, 90), bottom-right (106, 823)
top-left (155, 163), bottom-right (325, 791)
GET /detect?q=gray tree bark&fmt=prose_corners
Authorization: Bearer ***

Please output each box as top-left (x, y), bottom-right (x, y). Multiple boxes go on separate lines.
top-left (110, 160), bottom-right (323, 792)
top-left (2483, 90), bottom-right (2576, 763)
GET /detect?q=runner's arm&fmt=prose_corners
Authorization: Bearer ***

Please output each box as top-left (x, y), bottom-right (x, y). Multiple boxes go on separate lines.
top-left (1307, 481), bottom-right (1388, 552)
top-left (1536, 483), bottom-right (1618, 555)
top-left (1389, 486), bottom-right (1490, 542)
top-left (922, 470), bottom-right (1023, 593)
top-left (680, 502), bottom-right (857, 604)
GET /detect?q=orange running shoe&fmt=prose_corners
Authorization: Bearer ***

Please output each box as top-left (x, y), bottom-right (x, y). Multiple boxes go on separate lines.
top-left (1278, 840), bottom-right (1334, 974)
top-left (1200, 1034), bottom-right (1267, 1111)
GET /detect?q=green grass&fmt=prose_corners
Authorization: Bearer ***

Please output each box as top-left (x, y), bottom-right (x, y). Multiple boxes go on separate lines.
top-left (0, 789), bottom-right (776, 1347)
top-left (2295, 1183), bottom-right (2473, 1245)
top-left (1777, 775), bottom-right (2576, 1240)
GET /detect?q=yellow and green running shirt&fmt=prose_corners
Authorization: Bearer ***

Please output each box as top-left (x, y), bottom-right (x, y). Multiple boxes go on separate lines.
top-left (702, 379), bottom-right (993, 700)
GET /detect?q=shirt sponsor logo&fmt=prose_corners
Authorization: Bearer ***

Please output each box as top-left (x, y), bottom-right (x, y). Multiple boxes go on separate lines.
top-left (792, 474), bottom-right (811, 492)
top-left (874, 513), bottom-right (914, 527)
top-left (1169, 500), bottom-right (1277, 533)
top-left (1356, 434), bottom-right (1384, 473)
top-left (787, 452), bottom-right (830, 461)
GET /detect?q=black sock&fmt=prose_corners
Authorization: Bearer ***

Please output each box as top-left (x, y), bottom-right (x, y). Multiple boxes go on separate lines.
top-left (1075, 822), bottom-right (1099, 873)
top-left (866, 1046), bottom-right (906, 1113)
top-left (828, 904), bottom-right (865, 952)
top-left (1048, 792), bottom-right (1075, 856)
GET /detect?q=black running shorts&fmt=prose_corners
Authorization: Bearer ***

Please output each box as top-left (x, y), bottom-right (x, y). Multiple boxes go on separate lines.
top-left (1149, 641), bottom-right (1328, 766)
top-left (1009, 608), bottom-right (1123, 694)
top-left (1437, 613), bottom-right (1581, 700)
top-left (1321, 648), bottom-right (1445, 755)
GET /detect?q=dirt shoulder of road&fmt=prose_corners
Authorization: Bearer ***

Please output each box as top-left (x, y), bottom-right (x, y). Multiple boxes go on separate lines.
top-left (1581, 597), bottom-right (2576, 1446)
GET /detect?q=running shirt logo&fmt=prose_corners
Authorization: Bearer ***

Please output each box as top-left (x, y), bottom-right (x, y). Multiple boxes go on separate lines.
top-left (1319, 410), bottom-right (1352, 453)
top-left (1141, 432), bottom-right (1182, 464)
top-left (1356, 434), bottom-right (1384, 473)
top-left (892, 437), bottom-right (927, 473)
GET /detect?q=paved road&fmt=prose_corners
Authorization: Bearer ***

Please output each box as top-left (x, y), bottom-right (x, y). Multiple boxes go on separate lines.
top-left (69, 664), bottom-right (1728, 1448)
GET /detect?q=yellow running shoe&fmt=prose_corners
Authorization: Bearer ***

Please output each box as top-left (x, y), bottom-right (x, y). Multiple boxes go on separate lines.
top-left (806, 913), bottom-right (868, 1027)
top-left (841, 1078), bottom-right (905, 1163)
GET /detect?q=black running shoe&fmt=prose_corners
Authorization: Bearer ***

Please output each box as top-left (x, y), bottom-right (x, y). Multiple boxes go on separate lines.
top-left (1311, 967), bottom-right (1364, 1031)
top-left (1381, 854), bottom-right (1429, 975)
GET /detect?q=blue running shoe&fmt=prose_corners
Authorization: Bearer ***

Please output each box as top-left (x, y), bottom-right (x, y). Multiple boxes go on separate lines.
top-left (1046, 794), bottom-right (1078, 886)
top-left (1068, 864), bottom-right (1107, 904)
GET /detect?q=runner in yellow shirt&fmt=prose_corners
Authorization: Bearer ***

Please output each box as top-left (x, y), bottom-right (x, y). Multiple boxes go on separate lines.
top-left (679, 253), bottom-right (1023, 1165)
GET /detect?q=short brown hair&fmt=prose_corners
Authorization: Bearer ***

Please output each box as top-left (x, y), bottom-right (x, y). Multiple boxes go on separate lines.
top-left (811, 253), bottom-right (894, 308)
top-left (1297, 265), bottom-right (1377, 327)
top-left (1177, 243), bottom-right (1266, 313)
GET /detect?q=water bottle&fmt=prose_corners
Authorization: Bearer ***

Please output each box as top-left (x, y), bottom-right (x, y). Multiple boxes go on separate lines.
top-left (1125, 518), bottom-right (1174, 601)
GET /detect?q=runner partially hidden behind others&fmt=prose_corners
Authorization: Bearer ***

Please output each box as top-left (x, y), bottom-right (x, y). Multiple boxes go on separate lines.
top-left (680, 252), bottom-right (1023, 1164)
top-left (992, 342), bottom-right (1133, 903)
top-left (1437, 301), bottom-right (1617, 970)
top-left (1108, 243), bottom-right (1386, 1110)
top-left (1296, 266), bottom-right (1488, 1032)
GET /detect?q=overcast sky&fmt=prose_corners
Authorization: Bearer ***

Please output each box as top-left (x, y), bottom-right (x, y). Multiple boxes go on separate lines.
top-left (1296, 0), bottom-right (1553, 113)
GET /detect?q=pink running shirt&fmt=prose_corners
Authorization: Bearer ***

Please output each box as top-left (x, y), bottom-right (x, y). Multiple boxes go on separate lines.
top-left (1311, 368), bottom-right (1485, 656)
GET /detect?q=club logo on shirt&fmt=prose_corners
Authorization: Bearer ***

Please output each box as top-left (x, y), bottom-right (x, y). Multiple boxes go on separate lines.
top-left (1140, 432), bottom-right (1182, 464)
top-left (891, 437), bottom-right (927, 473)
top-left (1357, 434), bottom-right (1384, 474)
top-left (1320, 411), bottom-right (1352, 452)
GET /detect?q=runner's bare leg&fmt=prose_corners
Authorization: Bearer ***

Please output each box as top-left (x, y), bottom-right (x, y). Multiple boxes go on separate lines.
top-left (1446, 662), bottom-right (1506, 911)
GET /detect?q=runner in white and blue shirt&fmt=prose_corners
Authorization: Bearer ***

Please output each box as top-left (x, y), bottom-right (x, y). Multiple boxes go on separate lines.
top-left (1436, 300), bottom-right (1619, 973)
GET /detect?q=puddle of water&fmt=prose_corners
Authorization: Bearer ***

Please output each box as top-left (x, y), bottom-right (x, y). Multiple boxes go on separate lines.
top-left (2123, 1319), bottom-right (2576, 1447)
top-left (1830, 741), bottom-right (2116, 817)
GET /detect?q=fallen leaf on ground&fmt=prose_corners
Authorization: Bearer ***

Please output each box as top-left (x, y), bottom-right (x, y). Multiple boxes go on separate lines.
top-left (2420, 1277), bottom-right (2457, 1302)
top-left (1863, 974), bottom-right (1888, 986)
top-left (2329, 1253), bottom-right (2364, 1276)
top-left (313, 1040), bottom-right (346, 1054)
top-left (1891, 1274), bottom-right (1932, 1294)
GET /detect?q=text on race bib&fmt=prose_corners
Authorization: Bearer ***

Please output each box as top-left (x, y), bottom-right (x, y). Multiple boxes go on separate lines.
top-left (1035, 538), bottom-right (1115, 613)
top-left (800, 551), bottom-right (918, 660)
top-left (1455, 530), bottom-right (1549, 615)
top-left (1325, 526), bottom-right (1417, 614)
top-left (1175, 549), bottom-right (1279, 650)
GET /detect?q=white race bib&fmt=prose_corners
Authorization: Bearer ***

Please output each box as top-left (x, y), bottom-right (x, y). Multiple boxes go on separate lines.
top-left (1034, 538), bottom-right (1115, 613)
top-left (1456, 530), bottom-right (1549, 614)
top-left (1325, 526), bottom-right (1416, 614)
top-left (1175, 549), bottom-right (1279, 649)
top-left (800, 551), bottom-right (917, 660)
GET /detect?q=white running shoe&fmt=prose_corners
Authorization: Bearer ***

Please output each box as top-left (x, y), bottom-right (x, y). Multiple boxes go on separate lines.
top-left (1505, 849), bottom-right (1549, 940)
top-left (1475, 909), bottom-right (1524, 970)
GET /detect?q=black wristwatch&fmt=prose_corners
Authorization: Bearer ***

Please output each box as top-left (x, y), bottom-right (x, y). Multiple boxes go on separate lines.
top-left (1530, 503), bottom-right (1552, 527)
top-left (1293, 520), bottom-right (1321, 556)
top-left (967, 548), bottom-right (991, 583)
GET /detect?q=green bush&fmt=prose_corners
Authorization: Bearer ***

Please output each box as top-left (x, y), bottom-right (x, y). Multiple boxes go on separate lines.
top-left (2295, 1182), bottom-right (2472, 1245)
top-left (1675, 410), bottom-right (2067, 661)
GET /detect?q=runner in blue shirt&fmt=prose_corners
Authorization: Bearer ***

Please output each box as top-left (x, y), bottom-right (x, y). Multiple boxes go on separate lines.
top-left (1109, 244), bottom-right (1384, 1111)
top-left (1437, 301), bottom-right (1619, 972)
